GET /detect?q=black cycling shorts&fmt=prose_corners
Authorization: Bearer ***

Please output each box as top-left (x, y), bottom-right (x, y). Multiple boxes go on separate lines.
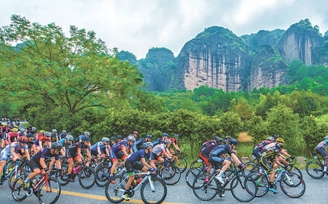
top-left (28, 159), bottom-right (43, 171)
top-left (125, 160), bottom-right (143, 173)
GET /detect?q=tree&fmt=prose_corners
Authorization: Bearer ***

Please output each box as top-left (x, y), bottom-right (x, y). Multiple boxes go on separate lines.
top-left (219, 111), bottom-right (243, 138)
top-left (246, 115), bottom-right (268, 148)
top-left (0, 15), bottom-right (144, 115)
top-left (299, 116), bottom-right (320, 155)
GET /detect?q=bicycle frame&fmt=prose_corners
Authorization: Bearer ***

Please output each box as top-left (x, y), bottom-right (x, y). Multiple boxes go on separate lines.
top-left (4, 160), bottom-right (26, 180)
top-left (116, 172), bottom-right (156, 193)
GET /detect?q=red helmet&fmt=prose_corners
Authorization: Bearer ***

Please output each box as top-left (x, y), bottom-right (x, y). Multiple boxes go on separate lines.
top-left (133, 131), bottom-right (138, 135)
top-left (19, 136), bottom-right (28, 144)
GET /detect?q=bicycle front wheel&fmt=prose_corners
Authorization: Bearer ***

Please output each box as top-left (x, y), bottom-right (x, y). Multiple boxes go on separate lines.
top-left (141, 176), bottom-right (167, 204)
top-left (185, 167), bottom-right (205, 188)
top-left (160, 164), bottom-right (181, 185)
top-left (78, 166), bottom-right (96, 189)
top-left (105, 175), bottom-right (127, 203)
top-left (56, 164), bottom-right (69, 186)
top-left (230, 175), bottom-right (257, 202)
top-left (9, 167), bottom-right (26, 189)
top-left (192, 174), bottom-right (218, 201)
top-left (11, 175), bottom-right (27, 202)
top-left (280, 172), bottom-right (306, 198)
top-left (96, 165), bottom-right (110, 187)
top-left (173, 157), bottom-right (187, 173)
top-left (38, 178), bottom-right (61, 204)
top-left (306, 161), bottom-right (323, 179)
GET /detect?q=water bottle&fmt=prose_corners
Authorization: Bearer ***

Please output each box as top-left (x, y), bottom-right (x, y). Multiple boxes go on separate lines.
top-left (72, 167), bottom-right (77, 174)
top-left (76, 166), bottom-right (82, 172)
top-left (133, 179), bottom-right (137, 186)
top-left (136, 178), bottom-right (142, 185)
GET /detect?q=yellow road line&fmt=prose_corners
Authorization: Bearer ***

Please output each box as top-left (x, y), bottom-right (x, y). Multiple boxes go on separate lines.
top-left (60, 190), bottom-right (186, 204)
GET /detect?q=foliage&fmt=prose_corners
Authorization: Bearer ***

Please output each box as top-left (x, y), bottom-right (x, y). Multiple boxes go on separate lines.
top-left (218, 111), bottom-right (243, 138)
top-left (246, 115), bottom-right (268, 148)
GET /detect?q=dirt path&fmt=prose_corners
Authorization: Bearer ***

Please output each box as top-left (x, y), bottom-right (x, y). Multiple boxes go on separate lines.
top-left (237, 132), bottom-right (252, 142)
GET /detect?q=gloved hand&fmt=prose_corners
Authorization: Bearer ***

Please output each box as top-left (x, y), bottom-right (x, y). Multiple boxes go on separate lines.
top-left (148, 168), bottom-right (155, 172)
top-left (238, 163), bottom-right (246, 169)
top-left (290, 156), bottom-right (295, 160)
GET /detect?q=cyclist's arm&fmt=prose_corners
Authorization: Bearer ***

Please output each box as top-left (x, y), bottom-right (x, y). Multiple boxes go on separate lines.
top-left (172, 143), bottom-right (180, 151)
top-left (105, 148), bottom-right (110, 157)
top-left (231, 153), bottom-right (241, 165)
top-left (163, 148), bottom-right (172, 158)
top-left (25, 148), bottom-right (30, 161)
top-left (141, 158), bottom-right (151, 169)
top-left (40, 158), bottom-right (47, 169)
top-left (86, 148), bottom-right (92, 160)
top-left (97, 146), bottom-right (102, 157)
top-left (39, 141), bottom-right (43, 150)
top-left (77, 148), bottom-right (83, 159)
top-left (281, 149), bottom-right (291, 157)
top-left (10, 148), bottom-right (18, 161)
top-left (55, 159), bottom-right (61, 170)
top-left (48, 157), bottom-right (55, 170)
top-left (121, 146), bottom-right (129, 158)
top-left (277, 155), bottom-right (289, 165)
top-left (60, 149), bottom-right (66, 157)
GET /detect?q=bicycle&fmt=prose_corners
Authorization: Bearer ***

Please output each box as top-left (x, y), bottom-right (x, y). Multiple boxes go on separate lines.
top-left (192, 161), bottom-right (257, 202)
top-left (105, 170), bottom-right (167, 204)
top-left (156, 160), bottom-right (181, 185)
top-left (306, 152), bottom-right (327, 179)
top-left (171, 152), bottom-right (187, 173)
top-left (0, 158), bottom-right (28, 189)
top-left (251, 163), bottom-right (306, 198)
top-left (12, 169), bottom-right (61, 204)
top-left (56, 160), bottom-right (96, 189)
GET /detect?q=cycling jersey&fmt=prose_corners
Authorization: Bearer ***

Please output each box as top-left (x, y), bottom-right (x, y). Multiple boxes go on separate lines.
top-left (58, 138), bottom-right (71, 148)
top-left (261, 143), bottom-right (276, 153)
top-left (254, 140), bottom-right (272, 152)
top-left (6, 132), bottom-right (20, 143)
top-left (152, 144), bottom-right (167, 154)
top-left (152, 138), bottom-right (163, 146)
top-left (169, 138), bottom-right (178, 145)
top-left (316, 140), bottom-right (328, 149)
top-left (127, 149), bottom-right (153, 163)
top-left (90, 141), bottom-right (108, 153)
top-left (68, 141), bottom-right (90, 152)
top-left (110, 140), bottom-right (129, 153)
top-left (210, 144), bottom-right (234, 157)
top-left (133, 138), bottom-right (146, 152)
top-left (201, 141), bottom-right (218, 155)
top-left (260, 146), bottom-right (280, 173)
top-left (1, 126), bottom-right (8, 134)
top-left (34, 134), bottom-right (51, 146)
top-left (31, 148), bottom-right (60, 162)
top-left (19, 132), bottom-right (26, 137)
top-left (58, 133), bottom-right (67, 140)
top-left (51, 132), bottom-right (58, 142)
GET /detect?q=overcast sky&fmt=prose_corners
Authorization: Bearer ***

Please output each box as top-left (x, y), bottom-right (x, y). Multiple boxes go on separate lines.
top-left (1, 0), bottom-right (328, 59)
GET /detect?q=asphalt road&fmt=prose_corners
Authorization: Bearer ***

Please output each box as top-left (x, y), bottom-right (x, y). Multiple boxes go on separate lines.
top-left (0, 169), bottom-right (327, 204)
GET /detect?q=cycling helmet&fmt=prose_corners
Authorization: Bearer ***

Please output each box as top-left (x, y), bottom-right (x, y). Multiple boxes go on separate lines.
top-left (65, 135), bottom-right (74, 141)
top-left (228, 139), bottom-right (238, 146)
top-left (164, 139), bottom-right (172, 144)
top-left (3, 124), bottom-right (7, 127)
top-left (214, 136), bottom-right (220, 142)
top-left (26, 133), bottom-right (34, 138)
top-left (276, 138), bottom-right (284, 144)
top-left (325, 135), bottom-right (328, 140)
top-left (62, 130), bottom-right (67, 133)
top-left (162, 133), bottom-right (169, 137)
top-left (40, 130), bottom-right (45, 134)
top-left (12, 128), bottom-right (18, 132)
top-left (20, 128), bottom-right (25, 132)
top-left (82, 136), bottom-right (90, 142)
top-left (127, 135), bottom-right (136, 142)
top-left (143, 142), bottom-right (154, 148)
top-left (146, 134), bottom-right (152, 139)
top-left (276, 143), bottom-right (284, 150)
top-left (32, 127), bottom-right (37, 131)
top-left (28, 125), bottom-right (32, 128)
top-left (117, 135), bottom-right (122, 140)
top-left (273, 135), bottom-right (278, 139)
top-left (102, 137), bottom-right (110, 142)
top-left (84, 131), bottom-right (90, 136)
top-left (226, 136), bottom-right (231, 140)
top-left (133, 131), bottom-right (139, 135)
top-left (173, 134), bottom-right (179, 138)
top-left (52, 129), bottom-right (57, 133)
top-left (19, 136), bottom-right (28, 144)
top-left (267, 137), bottom-right (274, 141)
top-left (51, 142), bottom-right (63, 150)
top-left (111, 137), bottom-right (117, 142)
top-left (44, 131), bottom-right (51, 137)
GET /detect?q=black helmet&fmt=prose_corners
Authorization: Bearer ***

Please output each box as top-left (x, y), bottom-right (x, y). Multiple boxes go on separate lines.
top-left (146, 134), bottom-right (152, 139)
top-left (117, 135), bottom-right (122, 140)
top-left (273, 135), bottom-right (278, 139)
top-left (51, 143), bottom-right (63, 150)
top-left (276, 143), bottom-right (284, 150)
top-left (228, 139), bottom-right (238, 146)
top-left (111, 137), bottom-right (117, 142)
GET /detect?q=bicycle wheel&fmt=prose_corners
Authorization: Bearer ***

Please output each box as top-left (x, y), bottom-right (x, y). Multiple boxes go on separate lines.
top-left (244, 162), bottom-right (257, 176)
top-left (306, 161), bottom-right (323, 179)
top-left (192, 173), bottom-right (218, 201)
top-left (56, 164), bottom-right (69, 186)
top-left (173, 157), bottom-right (187, 173)
top-left (230, 175), bottom-right (257, 202)
top-left (190, 159), bottom-right (205, 170)
top-left (141, 176), bottom-right (167, 204)
top-left (253, 173), bottom-right (269, 197)
top-left (105, 175), bottom-right (127, 203)
top-left (280, 172), bottom-right (306, 198)
top-left (9, 167), bottom-right (26, 189)
top-left (185, 167), bottom-right (205, 188)
top-left (160, 164), bottom-right (181, 185)
top-left (96, 165), bottom-right (110, 187)
top-left (78, 166), bottom-right (96, 189)
top-left (38, 178), bottom-right (61, 204)
top-left (11, 175), bottom-right (28, 202)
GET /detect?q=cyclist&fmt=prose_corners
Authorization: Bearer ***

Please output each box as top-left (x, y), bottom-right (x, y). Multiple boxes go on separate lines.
top-left (30, 127), bottom-right (37, 135)
top-left (116, 135), bottom-right (122, 143)
top-left (19, 128), bottom-right (26, 137)
top-left (260, 143), bottom-right (291, 193)
top-left (26, 133), bottom-right (37, 154)
top-left (209, 139), bottom-right (244, 184)
top-left (252, 136), bottom-right (274, 161)
top-left (51, 129), bottom-right (58, 142)
top-left (273, 135), bottom-right (279, 142)
top-left (152, 133), bottom-right (169, 146)
top-left (23, 143), bottom-right (62, 192)
top-left (110, 137), bottom-right (117, 146)
top-left (34, 131), bottom-right (52, 152)
top-left (67, 136), bottom-right (91, 182)
top-left (6, 128), bottom-right (20, 144)
top-left (224, 136), bottom-right (231, 144)
top-left (109, 135), bottom-right (136, 183)
top-left (316, 135), bottom-right (328, 173)
top-left (152, 139), bottom-right (173, 163)
top-left (0, 136), bottom-right (29, 185)
top-left (58, 135), bottom-right (74, 157)
top-left (132, 134), bottom-right (152, 152)
top-left (75, 131), bottom-right (90, 143)
top-left (26, 125), bottom-right (32, 133)
top-left (0, 123), bottom-right (8, 149)
top-left (59, 130), bottom-right (67, 141)
top-left (200, 136), bottom-right (222, 182)
top-left (90, 137), bottom-right (110, 160)
top-left (122, 142), bottom-right (157, 201)
top-left (169, 134), bottom-right (182, 153)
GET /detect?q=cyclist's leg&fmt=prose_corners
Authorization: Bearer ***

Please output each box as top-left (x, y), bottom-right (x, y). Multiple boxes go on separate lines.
top-left (123, 160), bottom-right (135, 200)
top-left (317, 148), bottom-right (328, 171)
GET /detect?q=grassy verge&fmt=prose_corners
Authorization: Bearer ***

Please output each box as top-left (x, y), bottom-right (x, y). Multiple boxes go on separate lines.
top-left (21, 123), bottom-right (30, 128)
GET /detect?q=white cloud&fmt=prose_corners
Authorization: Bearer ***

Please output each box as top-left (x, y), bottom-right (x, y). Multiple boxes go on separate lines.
top-left (0, 0), bottom-right (328, 59)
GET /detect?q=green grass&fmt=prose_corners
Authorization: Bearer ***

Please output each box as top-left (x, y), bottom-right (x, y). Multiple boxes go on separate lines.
top-left (21, 123), bottom-right (30, 128)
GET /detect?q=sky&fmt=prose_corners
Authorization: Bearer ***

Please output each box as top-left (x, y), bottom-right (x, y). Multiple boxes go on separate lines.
top-left (1, 0), bottom-right (328, 59)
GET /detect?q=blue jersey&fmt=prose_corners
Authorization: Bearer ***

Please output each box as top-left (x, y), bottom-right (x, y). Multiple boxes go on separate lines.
top-left (111, 140), bottom-right (129, 153)
top-left (316, 140), bottom-right (328, 149)
top-left (2, 142), bottom-right (28, 155)
top-left (59, 133), bottom-right (67, 139)
top-left (210, 144), bottom-right (233, 157)
top-left (32, 148), bottom-right (60, 162)
top-left (127, 149), bottom-right (153, 163)
top-left (90, 141), bottom-right (108, 152)
top-left (58, 138), bottom-right (71, 147)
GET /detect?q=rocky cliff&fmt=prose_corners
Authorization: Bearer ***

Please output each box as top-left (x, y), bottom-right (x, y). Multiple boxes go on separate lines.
top-left (118, 19), bottom-right (328, 92)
